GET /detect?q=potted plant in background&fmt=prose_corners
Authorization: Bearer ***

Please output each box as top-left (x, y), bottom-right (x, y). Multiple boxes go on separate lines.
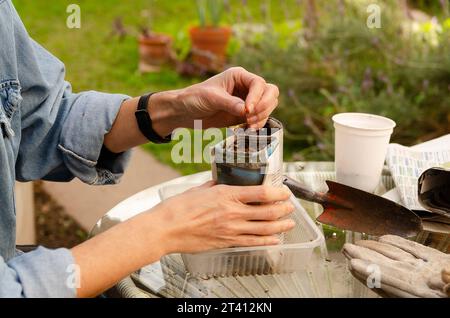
top-left (189, 0), bottom-right (231, 72)
top-left (138, 9), bottom-right (174, 73)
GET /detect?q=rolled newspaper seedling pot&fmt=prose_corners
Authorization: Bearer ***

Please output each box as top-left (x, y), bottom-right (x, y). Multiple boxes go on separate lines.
top-left (212, 117), bottom-right (284, 187)
top-left (418, 166), bottom-right (450, 218)
top-left (211, 117), bottom-right (285, 245)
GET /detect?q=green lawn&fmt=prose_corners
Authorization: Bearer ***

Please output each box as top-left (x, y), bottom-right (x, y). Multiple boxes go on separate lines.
top-left (14, 0), bottom-right (301, 175)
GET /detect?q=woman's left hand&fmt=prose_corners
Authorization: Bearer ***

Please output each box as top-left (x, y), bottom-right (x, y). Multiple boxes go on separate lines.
top-left (149, 67), bottom-right (280, 136)
top-left (105, 67), bottom-right (279, 153)
top-left (174, 66), bottom-right (280, 129)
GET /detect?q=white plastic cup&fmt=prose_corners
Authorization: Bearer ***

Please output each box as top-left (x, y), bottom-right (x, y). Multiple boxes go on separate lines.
top-left (332, 113), bottom-right (396, 193)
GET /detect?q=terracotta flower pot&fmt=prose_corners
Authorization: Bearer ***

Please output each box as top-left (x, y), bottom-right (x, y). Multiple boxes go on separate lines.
top-left (138, 33), bottom-right (172, 73)
top-left (189, 26), bottom-right (231, 72)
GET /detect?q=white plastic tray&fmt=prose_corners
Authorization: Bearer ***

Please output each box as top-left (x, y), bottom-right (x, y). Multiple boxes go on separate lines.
top-left (158, 183), bottom-right (325, 278)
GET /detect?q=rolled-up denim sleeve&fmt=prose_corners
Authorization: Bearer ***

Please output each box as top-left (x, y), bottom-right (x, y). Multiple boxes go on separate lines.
top-left (0, 247), bottom-right (76, 298)
top-left (56, 91), bottom-right (132, 185)
top-left (15, 37), bottom-right (132, 185)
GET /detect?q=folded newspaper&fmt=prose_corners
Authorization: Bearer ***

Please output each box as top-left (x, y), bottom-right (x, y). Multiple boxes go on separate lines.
top-left (385, 135), bottom-right (450, 215)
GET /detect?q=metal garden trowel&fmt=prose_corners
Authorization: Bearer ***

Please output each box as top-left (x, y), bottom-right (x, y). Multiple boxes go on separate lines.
top-left (283, 176), bottom-right (423, 237)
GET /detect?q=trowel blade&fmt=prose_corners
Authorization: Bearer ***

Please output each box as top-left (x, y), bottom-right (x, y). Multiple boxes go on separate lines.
top-left (316, 181), bottom-right (423, 237)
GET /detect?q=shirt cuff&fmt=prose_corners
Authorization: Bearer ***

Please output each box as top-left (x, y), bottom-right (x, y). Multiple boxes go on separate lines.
top-left (58, 91), bottom-right (132, 185)
top-left (7, 247), bottom-right (76, 298)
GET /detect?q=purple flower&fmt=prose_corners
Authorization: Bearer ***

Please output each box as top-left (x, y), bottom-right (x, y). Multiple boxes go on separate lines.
top-left (288, 88), bottom-right (296, 99)
top-left (317, 142), bottom-right (326, 150)
top-left (361, 68), bottom-right (374, 93)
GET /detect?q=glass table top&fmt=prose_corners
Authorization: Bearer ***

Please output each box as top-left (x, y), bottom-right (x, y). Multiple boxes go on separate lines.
top-left (94, 162), bottom-right (449, 298)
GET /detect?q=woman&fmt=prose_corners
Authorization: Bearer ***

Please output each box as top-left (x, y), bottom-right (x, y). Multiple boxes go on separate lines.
top-left (0, 0), bottom-right (294, 298)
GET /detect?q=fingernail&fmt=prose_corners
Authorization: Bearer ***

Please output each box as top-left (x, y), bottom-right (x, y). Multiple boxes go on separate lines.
top-left (247, 115), bottom-right (258, 124)
top-left (287, 202), bottom-right (295, 212)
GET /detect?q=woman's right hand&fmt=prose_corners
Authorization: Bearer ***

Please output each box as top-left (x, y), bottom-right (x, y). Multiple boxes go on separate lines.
top-left (153, 181), bottom-right (296, 255)
top-left (71, 181), bottom-right (294, 297)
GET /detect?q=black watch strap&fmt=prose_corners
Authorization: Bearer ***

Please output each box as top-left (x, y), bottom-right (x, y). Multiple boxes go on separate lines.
top-left (135, 93), bottom-right (172, 144)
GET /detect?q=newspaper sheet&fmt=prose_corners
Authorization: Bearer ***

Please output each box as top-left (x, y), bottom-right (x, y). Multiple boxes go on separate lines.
top-left (385, 140), bottom-right (450, 211)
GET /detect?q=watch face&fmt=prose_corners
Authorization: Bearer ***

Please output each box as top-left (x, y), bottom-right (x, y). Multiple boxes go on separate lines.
top-left (418, 167), bottom-right (450, 217)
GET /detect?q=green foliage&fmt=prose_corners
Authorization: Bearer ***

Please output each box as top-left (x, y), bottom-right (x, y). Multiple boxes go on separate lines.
top-left (232, 1), bottom-right (450, 161)
top-left (195, 0), bottom-right (225, 27)
top-left (14, 0), bottom-right (449, 174)
top-left (208, 0), bottom-right (224, 26)
top-left (196, 0), bottom-right (207, 27)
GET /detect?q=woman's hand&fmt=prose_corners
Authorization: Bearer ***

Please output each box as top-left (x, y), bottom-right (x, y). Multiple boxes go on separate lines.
top-left (173, 67), bottom-right (280, 129)
top-left (104, 67), bottom-right (279, 153)
top-left (72, 182), bottom-right (294, 297)
top-left (154, 181), bottom-right (295, 254)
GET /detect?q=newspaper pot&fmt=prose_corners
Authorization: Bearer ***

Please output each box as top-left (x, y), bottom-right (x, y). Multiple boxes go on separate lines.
top-left (189, 26), bottom-right (231, 72)
top-left (138, 33), bottom-right (172, 72)
top-left (212, 118), bottom-right (284, 188)
top-left (209, 118), bottom-right (287, 269)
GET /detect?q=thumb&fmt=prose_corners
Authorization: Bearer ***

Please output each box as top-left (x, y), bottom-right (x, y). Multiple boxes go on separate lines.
top-left (213, 91), bottom-right (246, 117)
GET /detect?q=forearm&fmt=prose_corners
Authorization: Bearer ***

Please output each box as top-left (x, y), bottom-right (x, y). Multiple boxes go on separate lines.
top-left (104, 90), bottom-right (187, 153)
top-left (71, 210), bottom-right (167, 298)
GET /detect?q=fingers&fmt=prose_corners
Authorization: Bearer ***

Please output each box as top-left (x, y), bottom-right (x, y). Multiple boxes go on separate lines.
top-left (222, 184), bottom-right (291, 203)
top-left (352, 258), bottom-right (447, 298)
top-left (443, 267), bottom-right (450, 284)
top-left (443, 282), bottom-right (450, 297)
top-left (234, 219), bottom-right (296, 236)
top-left (342, 243), bottom-right (396, 265)
top-left (343, 242), bottom-right (417, 273)
top-left (242, 200), bottom-right (295, 221)
top-left (231, 235), bottom-right (281, 247)
top-left (355, 240), bottom-right (417, 262)
top-left (349, 259), bottom-right (423, 298)
top-left (247, 84), bottom-right (280, 128)
top-left (216, 67), bottom-right (280, 125)
top-left (232, 68), bottom-right (267, 114)
top-left (379, 235), bottom-right (446, 262)
top-left (245, 77), bottom-right (266, 114)
top-left (211, 89), bottom-right (246, 117)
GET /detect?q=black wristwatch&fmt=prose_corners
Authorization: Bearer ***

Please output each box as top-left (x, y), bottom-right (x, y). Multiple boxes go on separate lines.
top-left (134, 93), bottom-right (172, 144)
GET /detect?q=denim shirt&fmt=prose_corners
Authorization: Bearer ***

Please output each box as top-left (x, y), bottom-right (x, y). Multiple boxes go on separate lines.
top-left (0, 0), bottom-right (131, 297)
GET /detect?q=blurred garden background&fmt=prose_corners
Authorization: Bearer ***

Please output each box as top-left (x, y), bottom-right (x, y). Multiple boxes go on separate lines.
top-left (13, 0), bottom-right (450, 246)
top-left (16, 0), bottom-right (450, 173)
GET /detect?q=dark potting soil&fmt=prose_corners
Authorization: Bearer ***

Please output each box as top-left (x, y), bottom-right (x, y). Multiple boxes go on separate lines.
top-left (34, 181), bottom-right (88, 248)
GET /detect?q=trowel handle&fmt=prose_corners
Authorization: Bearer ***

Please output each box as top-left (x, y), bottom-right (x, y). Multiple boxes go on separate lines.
top-left (283, 176), bottom-right (327, 205)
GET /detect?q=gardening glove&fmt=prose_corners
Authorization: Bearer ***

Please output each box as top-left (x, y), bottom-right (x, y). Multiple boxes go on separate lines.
top-left (342, 235), bottom-right (450, 298)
